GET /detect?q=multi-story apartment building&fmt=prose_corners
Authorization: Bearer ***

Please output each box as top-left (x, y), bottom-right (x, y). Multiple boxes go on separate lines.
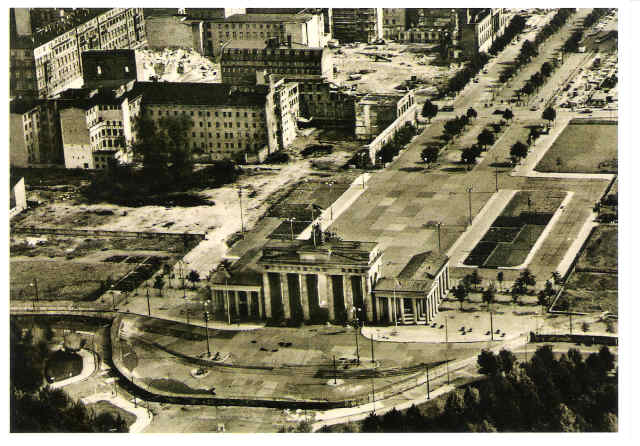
top-left (382, 8), bottom-right (408, 40)
top-left (355, 91), bottom-right (416, 141)
top-left (10, 98), bottom-right (64, 167)
top-left (134, 77), bottom-right (299, 163)
top-left (58, 82), bottom-right (142, 170)
top-left (9, 8), bottom-right (147, 99)
top-left (459, 8), bottom-right (508, 57)
top-left (331, 8), bottom-right (383, 43)
top-left (288, 75), bottom-right (357, 127)
top-left (184, 11), bottom-right (324, 57)
top-left (219, 39), bottom-right (330, 85)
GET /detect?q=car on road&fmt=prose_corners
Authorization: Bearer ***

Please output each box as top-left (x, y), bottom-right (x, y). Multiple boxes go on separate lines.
top-left (442, 105), bottom-right (454, 112)
top-left (529, 105), bottom-right (539, 111)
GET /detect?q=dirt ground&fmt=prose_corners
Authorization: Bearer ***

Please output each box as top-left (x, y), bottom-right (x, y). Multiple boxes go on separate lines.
top-left (330, 41), bottom-right (458, 96)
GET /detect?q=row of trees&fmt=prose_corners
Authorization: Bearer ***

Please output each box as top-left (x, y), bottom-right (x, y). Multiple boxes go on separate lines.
top-left (10, 321), bottom-right (127, 432)
top-left (355, 344), bottom-right (616, 432)
top-left (450, 268), bottom-right (561, 310)
top-left (377, 123), bottom-right (418, 164)
top-left (521, 61), bottom-right (556, 96)
top-left (446, 52), bottom-right (490, 96)
top-left (499, 9), bottom-right (575, 84)
top-left (583, 8), bottom-right (611, 28)
top-left (489, 15), bottom-right (528, 55)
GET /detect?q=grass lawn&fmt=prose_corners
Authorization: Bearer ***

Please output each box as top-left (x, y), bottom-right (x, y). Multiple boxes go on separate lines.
top-left (535, 122), bottom-right (618, 173)
top-left (465, 191), bottom-right (563, 268)
top-left (575, 226), bottom-right (618, 272)
top-left (556, 225), bottom-right (618, 314)
top-left (45, 349), bottom-right (83, 383)
top-left (10, 260), bottom-right (135, 301)
top-left (87, 400), bottom-right (137, 430)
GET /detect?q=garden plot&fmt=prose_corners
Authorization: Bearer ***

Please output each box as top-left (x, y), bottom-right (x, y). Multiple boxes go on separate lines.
top-left (464, 191), bottom-right (565, 268)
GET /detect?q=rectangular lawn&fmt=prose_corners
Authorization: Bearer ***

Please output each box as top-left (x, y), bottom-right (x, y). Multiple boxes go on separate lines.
top-left (535, 121), bottom-right (618, 173)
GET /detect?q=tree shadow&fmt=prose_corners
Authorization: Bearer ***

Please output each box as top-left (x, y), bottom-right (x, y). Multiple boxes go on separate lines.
top-left (399, 166), bottom-right (426, 173)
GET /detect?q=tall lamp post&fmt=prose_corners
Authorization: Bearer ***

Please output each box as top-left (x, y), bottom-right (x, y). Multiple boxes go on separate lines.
top-left (31, 278), bottom-right (39, 310)
top-left (351, 307), bottom-right (361, 365)
top-left (203, 301), bottom-right (212, 358)
top-left (237, 186), bottom-right (245, 235)
top-left (466, 186), bottom-right (473, 226)
top-left (327, 181), bottom-right (335, 220)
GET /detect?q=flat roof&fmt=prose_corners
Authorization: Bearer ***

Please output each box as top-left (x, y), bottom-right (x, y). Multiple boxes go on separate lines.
top-left (187, 13), bottom-right (314, 23)
top-left (223, 39), bottom-right (310, 50)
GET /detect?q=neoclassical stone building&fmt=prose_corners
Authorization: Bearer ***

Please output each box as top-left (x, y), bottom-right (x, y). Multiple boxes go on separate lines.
top-left (209, 224), bottom-right (450, 325)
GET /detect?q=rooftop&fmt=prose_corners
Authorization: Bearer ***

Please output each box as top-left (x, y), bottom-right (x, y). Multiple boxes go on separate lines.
top-left (10, 98), bottom-right (41, 114)
top-left (358, 93), bottom-right (406, 107)
top-left (222, 39), bottom-right (309, 50)
top-left (130, 82), bottom-right (270, 107)
top-left (186, 12), bottom-right (314, 24)
top-left (259, 237), bottom-right (379, 266)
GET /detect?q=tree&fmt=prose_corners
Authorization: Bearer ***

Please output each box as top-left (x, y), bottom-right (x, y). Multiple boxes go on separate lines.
top-left (537, 290), bottom-right (549, 308)
top-left (163, 264), bottom-right (173, 288)
top-left (544, 279), bottom-right (554, 298)
top-left (187, 270), bottom-right (200, 289)
top-left (477, 129), bottom-right (495, 150)
top-left (482, 283), bottom-right (496, 308)
top-left (461, 147), bottom-right (479, 166)
top-left (466, 107), bottom-right (477, 121)
top-left (470, 270), bottom-right (482, 291)
top-left (503, 108), bottom-right (514, 121)
top-left (153, 275), bottom-right (165, 296)
top-left (551, 271), bottom-right (562, 285)
top-left (511, 285), bottom-right (522, 305)
top-left (541, 61), bottom-right (554, 78)
top-left (131, 114), bottom-right (195, 188)
top-left (519, 269), bottom-right (536, 290)
top-left (542, 107), bottom-right (557, 127)
top-left (499, 349), bottom-right (517, 375)
top-left (510, 141), bottom-right (528, 161)
top-left (421, 100), bottom-right (438, 122)
top-left (477, 350), bottom-right (501, 376)
top-left (421, 146), bottom-right (439, 167)
top-left (496, 271), bottom-right (504, 292)
top-left (452, 284), bottom-right (468, 310)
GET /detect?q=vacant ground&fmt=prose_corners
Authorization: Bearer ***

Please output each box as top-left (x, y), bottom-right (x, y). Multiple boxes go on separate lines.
top-left (556, 225), bottom-right (618, 314)
top-left (10, 260), bottom-right (134, 302)
top-left (330, 41), bottom-right (457, 96)
top-left (535, 122), bottom-right (617, 173)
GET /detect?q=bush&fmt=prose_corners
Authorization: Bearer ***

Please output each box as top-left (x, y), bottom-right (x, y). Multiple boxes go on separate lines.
top-left (265, 151), bottom-right (290, 163)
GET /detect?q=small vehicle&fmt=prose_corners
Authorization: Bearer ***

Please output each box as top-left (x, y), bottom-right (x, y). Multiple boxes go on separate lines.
top-left (442, 105), bottom-right (454, 112)
top-left (529, 105), bottom-right (539, 111)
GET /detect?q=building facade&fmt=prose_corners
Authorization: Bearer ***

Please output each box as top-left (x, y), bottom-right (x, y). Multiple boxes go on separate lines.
top-left (382, 8), bottom-right (408, 40)
top-left (219, 40), bottom-right (330, 85)
top-left (10, 98), bottom-right (63, 167)
top-left (81, 49), bottom-right (143, 90)
top-left (58, 83), bottom-right (142, 170)
top-left (355, 91), bottom-right (416, 142)
top-left (136, 78), bottom-right (299, 163)
top-left (208, 224), bottom-right (450, 324)
top-left (184, 11), bottom-right (324, 57)
top-left (10, 8), bottom-right (147, 99)
top-left (331, 8), bottom-right (384, 43)
top-left (459, 8), bottom-right (508, 57)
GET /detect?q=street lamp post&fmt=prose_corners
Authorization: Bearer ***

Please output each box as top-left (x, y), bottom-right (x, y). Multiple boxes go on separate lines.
top-left (289, 217), bottom-right (296, 240)
top-left (426, 365), bottom-right (430, 400)
top-left (237, 187), bottom-right (245, 235)
top-left (204, 305), bottom-right (211, 358)
top-left (352, 307), bottom-right (360, 365)
top-left (466, 186), bottom-right (473, 226)
top-left (436, 222), bottom-right (442, 253)
top-left (327, 182), bottom-right (335, 220)
top-left (31, 278), bottom-right (39, 310)
top-left (146, 289), bottom-right (151, 317)
top-left (445, 316), bottom-right (450, 385)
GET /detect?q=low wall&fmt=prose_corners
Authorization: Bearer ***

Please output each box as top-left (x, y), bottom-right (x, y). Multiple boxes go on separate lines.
top-left (12, 226), bottom-right (205, 242)
top-left (365, 104), bottom-right (419, 165)
top-left (529, 332), bottom-right (618, 346)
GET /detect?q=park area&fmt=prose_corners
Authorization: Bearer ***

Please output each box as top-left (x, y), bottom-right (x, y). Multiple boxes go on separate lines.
top-left (464, 191), bottom-right (566, 268)
top-left (535, 121), bottom-right (617, 173)
top-left (554, 225), bottom-right (618, 314)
